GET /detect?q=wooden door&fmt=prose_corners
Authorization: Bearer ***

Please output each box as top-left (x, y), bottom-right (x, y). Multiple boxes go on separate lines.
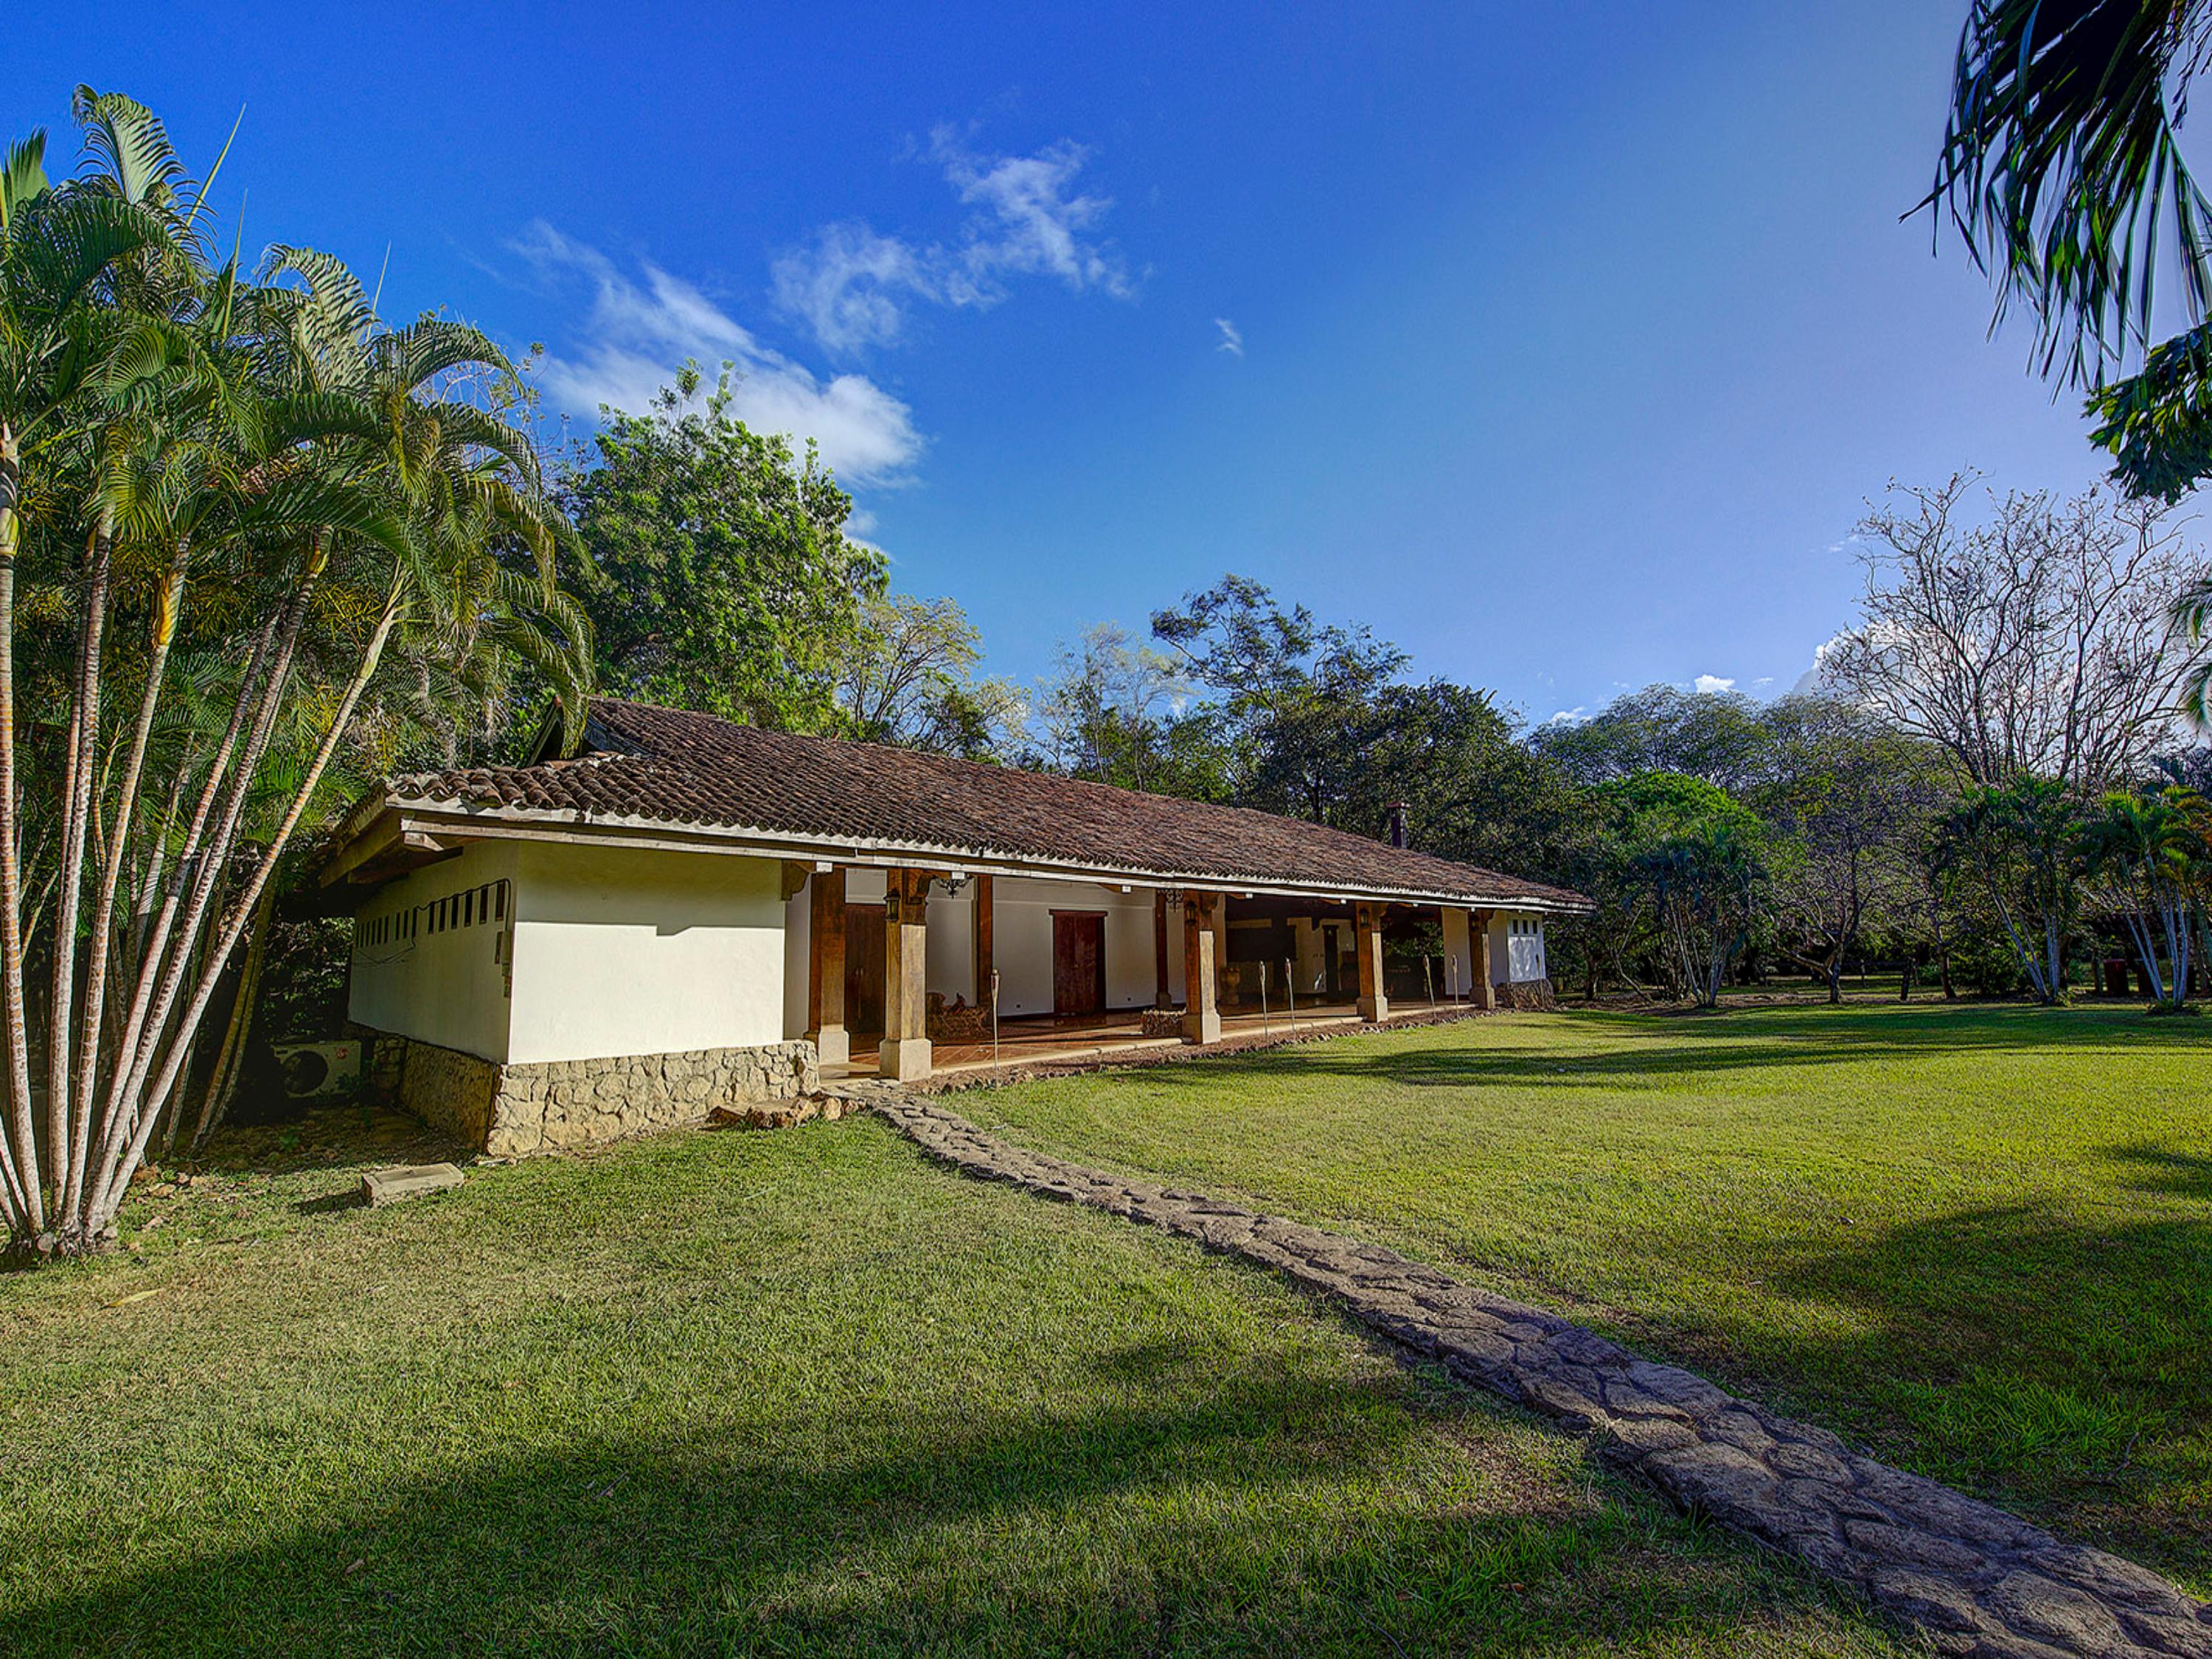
top-left (845, 902), bottom-right (886, 1034)
top-left (1052, 912), bottom-right (1106, 1016)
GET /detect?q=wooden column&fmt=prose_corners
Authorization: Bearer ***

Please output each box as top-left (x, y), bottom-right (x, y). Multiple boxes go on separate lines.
top-left (880, 868), bottom-right (932, 1082)
top-left (1180, 891), bottom-right (1222, 1044)
top-left (973, 874), bottom-right (995, 1007)
top-left (806, 867), bottom-right (849, 1065)
top-left (1355, 901), bottom-right (1388, 1022)
top-left (1471, 908), bottom-right (1496, 1011)
top-left (1152, 889), bottom-right (1171, 1007)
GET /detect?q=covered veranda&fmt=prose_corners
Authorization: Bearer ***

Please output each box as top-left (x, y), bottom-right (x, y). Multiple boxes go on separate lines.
top-left (793, 865), bottom-right (1534, 1085)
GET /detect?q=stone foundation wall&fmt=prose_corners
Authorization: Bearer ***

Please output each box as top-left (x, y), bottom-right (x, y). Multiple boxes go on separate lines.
top-left (356, 1030), bottom-right (818, 1158)
top-left (401, 1041), bottom-right (504, 1147)
top-left (1139, 1006), bottom-right (1184, 1038)
top-left (1494, 978), bottom-right (1557, 1012)
top-left (485, 1043), bottom-right (817, 1158)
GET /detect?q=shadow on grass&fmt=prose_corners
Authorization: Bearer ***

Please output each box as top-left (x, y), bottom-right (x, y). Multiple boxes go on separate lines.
top-left (2104, 1143), bottom-right (2212, 1200)
top-left (1718, 1200), bottom-right (2212, 1583)
top-left (1093, 1002), bottom-right (2212, 1098)
top-left (3, 1371), bottom-right (1865, 1659)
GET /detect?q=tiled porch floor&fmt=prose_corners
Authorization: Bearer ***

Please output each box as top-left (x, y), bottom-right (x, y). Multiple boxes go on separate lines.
top-left (824, 998), bottom-right (1473, 1080)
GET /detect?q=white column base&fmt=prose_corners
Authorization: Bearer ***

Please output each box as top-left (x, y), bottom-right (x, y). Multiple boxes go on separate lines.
top-left (878, 1036), bottom-right (932, 1082)
top-left (809, 1024), bottom-right (849, 1066)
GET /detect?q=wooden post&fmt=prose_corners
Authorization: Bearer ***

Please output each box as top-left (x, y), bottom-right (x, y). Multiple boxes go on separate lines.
top-left (1181, 891), bottom-right (1221, 1044)
top-left (806, 867), bottom-right (849, 1065)
top-left (1471, 908), bottom-right (1496, 1011)
top-left (1355, 901), bottom-right (1388, 1022)
top-left (973, 874), bottom-right (995, 1006)
top-left (880, 869), bottom-right (932, 1082)
top-left (1152, 889), bottom-right (1171, 1007)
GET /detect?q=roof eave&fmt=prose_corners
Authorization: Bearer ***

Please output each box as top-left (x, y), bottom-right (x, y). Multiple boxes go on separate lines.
top-left (373, 798), bottom-right (1596, 915)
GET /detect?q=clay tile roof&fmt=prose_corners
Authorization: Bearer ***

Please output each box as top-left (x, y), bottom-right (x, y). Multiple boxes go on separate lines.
top-left (379, 696), bottom-right (1591, 911)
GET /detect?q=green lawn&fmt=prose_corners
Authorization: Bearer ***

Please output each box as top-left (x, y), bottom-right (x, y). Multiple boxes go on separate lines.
top-left (0, 1105), bottom-right (1901, 1656)
top-left (963, 996), bottom-right (2212, 1593)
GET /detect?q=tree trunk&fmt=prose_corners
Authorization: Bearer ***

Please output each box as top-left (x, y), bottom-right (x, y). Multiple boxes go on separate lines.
top-left (63, 557), bottom-right (183, 1217)
top-left (0, 422), bottom-right (39, 1239)
top-left (46, 514), bottom-right (115, 1229)
top-left (91, 584), bottom-right (403, 1231)
top-left (191, 882), bottom-right (274, 1151)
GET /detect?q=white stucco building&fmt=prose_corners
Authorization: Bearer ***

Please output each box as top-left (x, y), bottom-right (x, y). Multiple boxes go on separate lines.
top-left (324, 698), bottom-right (1590, 1153)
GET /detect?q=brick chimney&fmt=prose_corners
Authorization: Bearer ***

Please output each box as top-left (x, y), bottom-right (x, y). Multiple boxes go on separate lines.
top-left (1388, 801), bottom-right (1408, 849)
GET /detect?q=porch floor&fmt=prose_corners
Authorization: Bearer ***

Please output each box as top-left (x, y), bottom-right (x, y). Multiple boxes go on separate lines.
top-left (825, 998), bottom-right (1474, 1081)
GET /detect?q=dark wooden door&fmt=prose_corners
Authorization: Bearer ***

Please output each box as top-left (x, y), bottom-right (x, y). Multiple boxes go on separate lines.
top-left (845, 902), bottom-right (886, 1034)
top-left (1052, 912), bottom-right (1106, 1015)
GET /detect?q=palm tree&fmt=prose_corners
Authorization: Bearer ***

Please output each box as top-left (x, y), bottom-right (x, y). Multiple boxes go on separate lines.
top-left (2080, 787), bottom-right (2204, 1007)
top-left (1933, 2), bottom-right (2212, 499)
top-left (0, 93), bottom-right (589, 1253)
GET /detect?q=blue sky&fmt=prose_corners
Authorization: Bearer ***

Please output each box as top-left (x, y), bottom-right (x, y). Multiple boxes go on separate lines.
top-left (11, 2), bottom-right (2116, 724)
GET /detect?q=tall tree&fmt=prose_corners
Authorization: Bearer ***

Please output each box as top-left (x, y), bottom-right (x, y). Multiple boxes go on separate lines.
top-left (1150, 574), bottom-right (1406, 824)
top-left (1754, 697), bottom-right (1942, 1004)
top-left (1823, 476), bottom-right (2202, 792)
top-left (565, 370), bottom-right (883, 733)
top-left (831, 591), bottom-right (1022, 758)
top-left (1533, 684), bottom-right (1775, 793)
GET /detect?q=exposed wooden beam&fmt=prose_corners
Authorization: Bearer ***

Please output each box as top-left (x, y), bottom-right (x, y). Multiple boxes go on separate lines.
top-left (1181, 891), bottom-right (1222, 1045)
top-left (807, 867), bottom-right (849, 1066)
top-left (880, 867), bottom-right (932, 1082)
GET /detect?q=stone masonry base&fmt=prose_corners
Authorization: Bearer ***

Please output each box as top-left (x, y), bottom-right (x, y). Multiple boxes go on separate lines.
top-left (364, 1032), bottom-right (818, 1157)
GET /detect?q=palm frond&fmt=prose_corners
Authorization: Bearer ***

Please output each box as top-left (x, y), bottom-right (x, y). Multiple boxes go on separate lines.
top-left (0, 129), bottom-right (50, 232)
top-left (1931, 0), bottom-right (2212, 383)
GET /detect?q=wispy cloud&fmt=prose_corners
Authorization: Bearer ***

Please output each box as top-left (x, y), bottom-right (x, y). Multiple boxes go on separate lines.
top-left (1213, 317), bottom-right (1244, 358)
top-left (772, 128), bottom-right (1134, 355)
top-left (518, 223), bottom-right (921, 485)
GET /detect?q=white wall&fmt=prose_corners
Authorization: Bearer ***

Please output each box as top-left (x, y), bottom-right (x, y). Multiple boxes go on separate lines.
top-left (1487, 911), bottom-right (1548, 984)
top-left (348, 841), bottom-right (521, 1062)
top-left (987, 876), bottom-right (1161, 1016)
top-left (1441, 908), bottom-right (1473, 997)
top-left (504, 842), bottom-right (788, 1065)
top-left (782, 883), bottom-right (811, 1040)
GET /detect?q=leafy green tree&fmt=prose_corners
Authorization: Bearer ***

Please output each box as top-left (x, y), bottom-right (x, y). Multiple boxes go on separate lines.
top-left (1597, 772), bottom-right (1767, 1007)
top-left (1032, 623), bottom-right (1230, 798)
top-left (1150, 574), bottom-right (1406, 824)
top-left (1340, 679), bottom-right (1590, 877)
top-left (565, 369), bottom-right (883, 732)
top-left (2080, 787), bottom-right (2205, 1009)
top-left (832, 591), bottom-right (1023, 759)
top-left (1532, 684), bottom-right (1775, 793)
top-left (1754, 697), bottom-right (1944, 1004)
top-left (1941, 777), bottom-right (2089, 1004)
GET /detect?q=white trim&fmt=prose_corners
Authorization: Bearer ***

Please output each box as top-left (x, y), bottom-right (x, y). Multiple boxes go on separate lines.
top-left (379, 800), bottom-right (1595, 916)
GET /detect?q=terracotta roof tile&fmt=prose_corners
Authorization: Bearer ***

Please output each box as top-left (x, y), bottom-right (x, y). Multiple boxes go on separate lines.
top-left (382, 697), bottom-right (1591, 911)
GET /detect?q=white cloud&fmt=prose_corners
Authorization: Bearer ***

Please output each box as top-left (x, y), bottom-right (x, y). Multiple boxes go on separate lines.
top-left (1793, 630), bottom-right (1854, 695)
top-left (771, 222), bottom-right (927, 355)
top-left (1543, 706), bottom-right (1589, 726)
top-left (519, 223), bottom-right (921, 485)
top-left (771, 128), bottom-right (1134, 355)
top-left (1692, 674), bottom-right (1736, 695)
top-left (1213, 317), bottom-right (1244, 357)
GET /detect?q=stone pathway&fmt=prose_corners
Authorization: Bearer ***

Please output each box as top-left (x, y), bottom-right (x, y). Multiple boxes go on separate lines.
top-left (855, 1085), bottom-right (2212, 1659)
